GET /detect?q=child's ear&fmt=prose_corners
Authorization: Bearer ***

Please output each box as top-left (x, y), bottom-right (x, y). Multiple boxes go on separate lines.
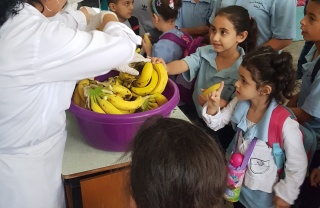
top-left (152, 13), bottom-right (160, 23)
top-left (260, 85), bottom-right (272, 95)
top-left (109, 3), bottom-right (116, 12)
top-left (237, 31), bottom-right (248, 44)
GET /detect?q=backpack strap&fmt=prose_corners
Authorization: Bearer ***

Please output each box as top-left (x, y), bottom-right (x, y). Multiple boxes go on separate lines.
top-left (160, 32), bottom-right (192, 49)
top-left (268, 106), bottom-right (292, 148)
top-left (311, 58), bottom-right (320, 83)
top-left (268, 105), bottom-right (291, 174)
top-left (128, 16), bottom-right (140, 35)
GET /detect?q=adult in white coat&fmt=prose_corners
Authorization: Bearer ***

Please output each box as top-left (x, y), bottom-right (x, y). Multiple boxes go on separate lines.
top-left (0, 0), bottom-right (141, 207)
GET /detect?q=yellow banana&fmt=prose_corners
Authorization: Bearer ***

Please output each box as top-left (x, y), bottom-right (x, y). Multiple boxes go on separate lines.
top-left (148, 102), bottom-right (159, 110)
top-left (143, 33), bottom-right (152, 46)
top-left (151, 93), bottom-right (168, 106)
top-left (119, 72), bottom-right (137, 82)
top-left (134, 62), bottom-right (153, 87)
top-left (109, 85), bottom-right (132, 100)
top-left (106, 94), bottom-right (144, 111)
top-left (131, 70), bottom-right (159, 96)
top-left (72, 89), bottom-right (82, 106)
top-left (119, 109), bottom-right (136, 114)
top-left (96, 95), bottom-right (124, 115)
top-left (150, 63), bottom-right (168, 94)
top-left (201, 83), bottom-right (221, 97)
top-left (77, 79), bottom-right (90, 101)
top-left (90, 95), bottom-right (106, 114)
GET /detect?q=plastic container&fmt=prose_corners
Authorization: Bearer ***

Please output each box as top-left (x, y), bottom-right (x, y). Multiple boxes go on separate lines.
top-left (69, 70), bottom-right (180, 152)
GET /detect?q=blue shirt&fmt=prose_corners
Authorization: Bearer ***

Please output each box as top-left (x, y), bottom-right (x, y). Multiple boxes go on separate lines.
top-left (152, 29), bottom-right (184, 63)
top-left (211, 0), bottom-right (296, 46)
top-left (183, 45), bottom-right (244, 117)
top-left (299, 45), bottom-right (320, 141)
top-left (175, 0), bottom-right (217, 29)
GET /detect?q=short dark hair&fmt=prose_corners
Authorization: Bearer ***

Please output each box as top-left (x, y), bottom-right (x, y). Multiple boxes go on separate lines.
top-left (127, 115), bottom-right (227, 208)
top-left (241, 46), bottom-right (296, 105)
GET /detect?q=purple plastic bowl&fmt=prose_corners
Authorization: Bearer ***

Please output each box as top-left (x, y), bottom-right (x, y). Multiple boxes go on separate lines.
top-left (69, 70), bottom-right (180, 152)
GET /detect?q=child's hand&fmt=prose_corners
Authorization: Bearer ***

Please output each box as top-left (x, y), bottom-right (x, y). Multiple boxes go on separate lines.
top-left (310, 168), bottom-right (320, 186)
top-left (151, 57), bottom-right (165, 64)
top-left (273, 195), bottom-right (290, 208)
top-left (142, 35), bottom-right (152, 57)
top-left (206, 81), bottom-right (224, 115)
top-left (150, 57), bottom-right (168, 72)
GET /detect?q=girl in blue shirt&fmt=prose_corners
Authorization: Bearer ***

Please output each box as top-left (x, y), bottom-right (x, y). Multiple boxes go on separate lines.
top-left (142, 0), bottom-right (183, 63)
top-left (152, 5), bottom-right (258, 149)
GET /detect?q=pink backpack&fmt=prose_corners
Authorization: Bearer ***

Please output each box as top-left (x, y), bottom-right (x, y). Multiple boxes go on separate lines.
top-left (160, 32), bottom-right (205, 105)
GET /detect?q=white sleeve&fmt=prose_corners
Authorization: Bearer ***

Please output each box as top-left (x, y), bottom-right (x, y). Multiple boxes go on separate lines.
top-left (273, 118), bottom-right (308, 205)
top-left (33, 21), bottom-right (141, 83)
top-left (48, 4), bottom-right (87, 30)
top-left (202, 97), bottom-right (238, 131)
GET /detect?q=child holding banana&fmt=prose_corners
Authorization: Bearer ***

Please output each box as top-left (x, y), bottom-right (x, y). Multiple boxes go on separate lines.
top-left (151, 5), bottom-right (258, 150)
top-left (142, 0), bottom-right (183, 63)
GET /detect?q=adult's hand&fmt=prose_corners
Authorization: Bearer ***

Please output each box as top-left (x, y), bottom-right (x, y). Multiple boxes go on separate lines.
top-left (115, 53), bottom-right (150, 75)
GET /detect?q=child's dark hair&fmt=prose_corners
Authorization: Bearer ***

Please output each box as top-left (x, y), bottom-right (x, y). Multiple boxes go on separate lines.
top-left (216, 5), bottom-right (258, 53)
top-left (127, 116), bottom-right (227, 208)
top-left (150, 0), bottom-right (182, 21)
top-left (241, 46), bottom-right (296, 105)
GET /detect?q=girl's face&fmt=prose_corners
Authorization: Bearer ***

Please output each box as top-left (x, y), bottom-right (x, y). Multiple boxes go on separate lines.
top-left (300, 1), bottom-right (320, 42)
top-left (110, 0), bottom-right (134, 22)
top-left (235, 66), bottom-right (260, 100)
top-left (210, 15), bottom-right (245, 53)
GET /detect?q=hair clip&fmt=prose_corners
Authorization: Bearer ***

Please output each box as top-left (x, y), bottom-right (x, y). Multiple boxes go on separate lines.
top-left (169, 0), bottom-right (174, 9)
top-left (157, 0), bottom-right (162, 7)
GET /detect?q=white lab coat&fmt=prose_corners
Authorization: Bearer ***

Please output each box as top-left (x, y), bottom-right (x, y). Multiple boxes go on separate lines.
top-left (0, 3), bottom-right (140, 208)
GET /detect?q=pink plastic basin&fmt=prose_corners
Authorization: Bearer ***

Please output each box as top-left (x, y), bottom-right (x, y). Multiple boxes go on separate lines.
top-left (69, 70), bottom-right (180, 152)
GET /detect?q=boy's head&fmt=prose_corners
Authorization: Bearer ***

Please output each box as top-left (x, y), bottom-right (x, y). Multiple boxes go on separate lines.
top-left (301, 0), bottom-right (320, 43)
top-left (127, 116), bottom-right (227, 208)
top-left (108, 0), bottom-right (134, 22)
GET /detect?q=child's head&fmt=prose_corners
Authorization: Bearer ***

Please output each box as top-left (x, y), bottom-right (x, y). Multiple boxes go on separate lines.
top-left (301, 0), bottom-right (320, 43)
top-left (237, 46), bottom-right (296, 105)
top-left (128, 116), bottom-right (227, 208)
top-left (108, 0), bottom-right (134, 22)
top-left (150, 0), bottom-right (182, 24)
top-left (211, 5), bottom-right (258, 53)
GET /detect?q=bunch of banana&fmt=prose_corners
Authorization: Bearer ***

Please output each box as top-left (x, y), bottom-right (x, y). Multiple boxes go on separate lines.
top-left (73, 62), bottom-right (170, 114)
top-left (139, 92), bottom-right (169, 111)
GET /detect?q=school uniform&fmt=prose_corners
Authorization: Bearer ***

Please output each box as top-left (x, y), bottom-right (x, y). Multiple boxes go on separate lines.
top-left (183, 45), bottom-right (244, 117)
top-left (212, 0), bottom-right (296, 46)
top-left (175, 0), bottom-right (217, 29)
top-left (299, 45), bottom-right (320, 146)
top-left (0, 3), bottom-right (139, 207)
top-left (133, 0), bottom-right (162, 42)
top-left (202, 97), bottom-right (308, 207)
top-left (152, 28), bottom-right (185, 63)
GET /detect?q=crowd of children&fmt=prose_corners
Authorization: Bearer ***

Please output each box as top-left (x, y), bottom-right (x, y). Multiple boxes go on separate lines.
top-left (96, 0), bottom-right (320, 207)
top-left (5, 0), bottom-right (319, 206)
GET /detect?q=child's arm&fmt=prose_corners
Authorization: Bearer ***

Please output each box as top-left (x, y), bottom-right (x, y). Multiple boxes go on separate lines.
top-left (273, 118), bottom-right (308, 206)
top-left (151, 58), bottom-right (189, 75)
top-left (261, 39), bottom-right (292, 51)
top-left (198, 91), bottom-right (228, 108)
top-left (289, 107), bottom-right (314, 123)
top-left (286, 93), bottom-right (299, 107)
top-left (310, 168), bottom-right (320, 187)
